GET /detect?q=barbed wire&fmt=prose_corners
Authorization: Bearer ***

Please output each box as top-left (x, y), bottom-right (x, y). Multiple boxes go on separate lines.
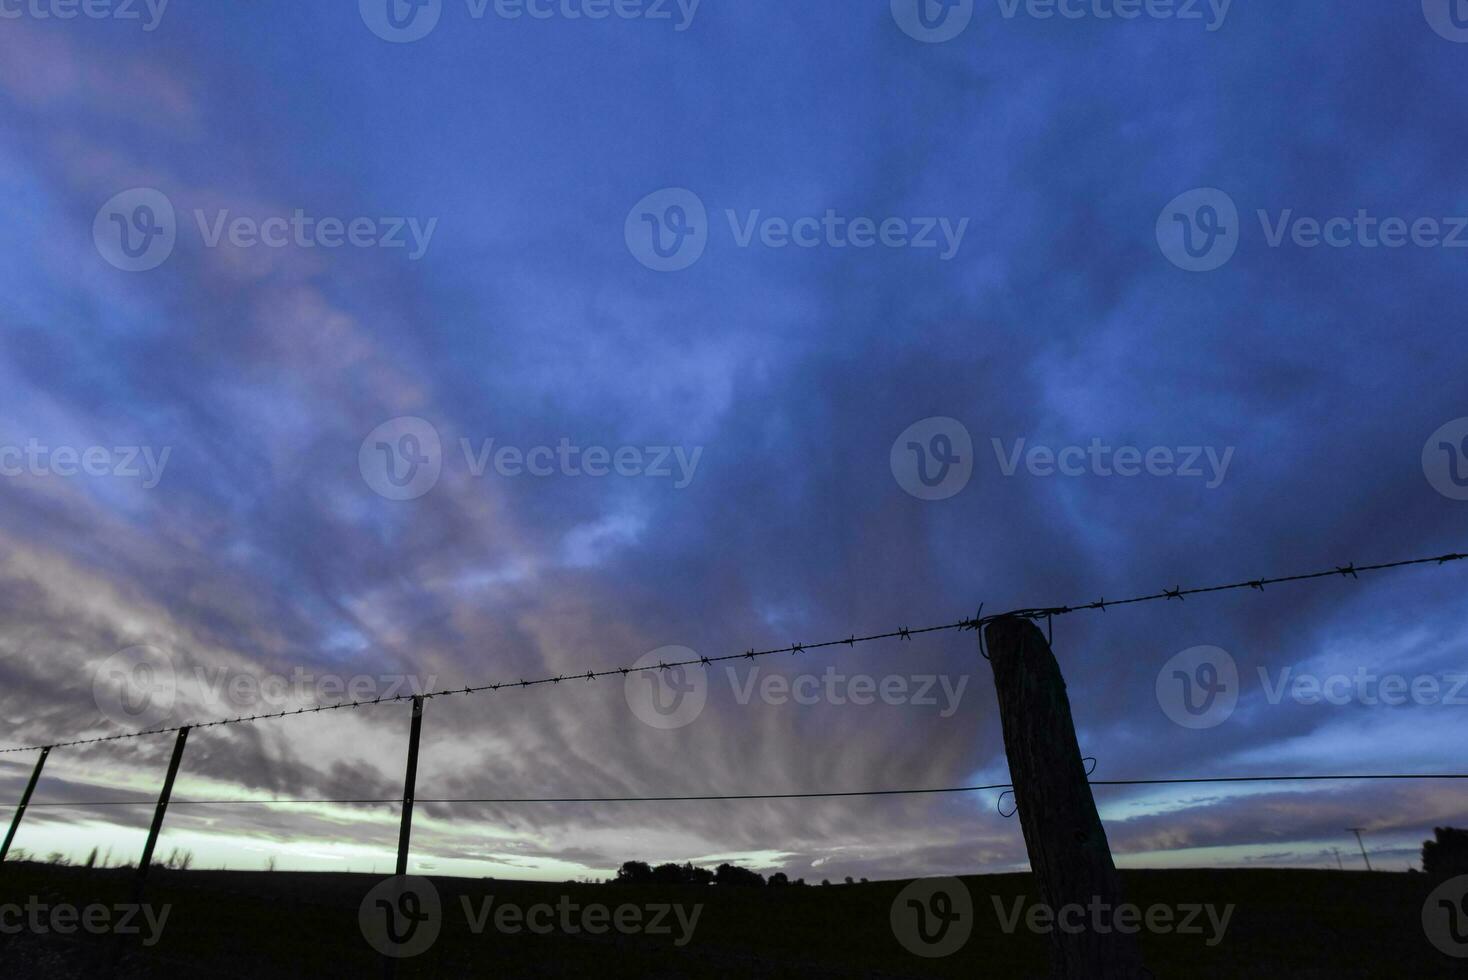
top-left (17, 771), bottom-right (1468, 808)
top-left (1, 549), bottom-right (1462, 756)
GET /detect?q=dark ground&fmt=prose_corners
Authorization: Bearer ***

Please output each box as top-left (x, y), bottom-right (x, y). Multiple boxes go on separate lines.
top-left (0, 863), bottom-right (1462, 978)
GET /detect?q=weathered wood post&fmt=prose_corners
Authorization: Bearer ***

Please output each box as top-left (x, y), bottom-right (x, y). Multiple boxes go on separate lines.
top-left (137, 727), bottom-right (190, 882)
top-left (382, 697), bottom-right (427, 980)
top-left (111, 728), bottom-right (191, 978)
top-left (396, 696), bottom-right (425, 876)
top-left (985, 616), bottom-right (1146, 978)
top-left (0, 746), bottom-right (50, 865)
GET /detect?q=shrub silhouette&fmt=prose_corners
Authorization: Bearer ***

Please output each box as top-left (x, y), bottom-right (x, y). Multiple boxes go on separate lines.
top-left (613, 858), bottom-right (784, 887)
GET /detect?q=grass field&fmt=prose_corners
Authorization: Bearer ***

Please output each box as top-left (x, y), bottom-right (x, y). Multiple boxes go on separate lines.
top-left (0, 863), bottom-right (1461, 977)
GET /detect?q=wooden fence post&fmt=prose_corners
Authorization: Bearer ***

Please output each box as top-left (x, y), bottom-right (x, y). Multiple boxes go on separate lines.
top-left (985, 616), bottom-right (1146, 978)
top-left (396, 696), bottom-right (425, 876)
top-left (0, 746), bottom-right (50, 865)
top-left (137, 727), bottom-right (190, 883)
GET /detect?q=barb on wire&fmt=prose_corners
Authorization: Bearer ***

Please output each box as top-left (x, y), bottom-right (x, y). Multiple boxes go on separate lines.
top-left (1, 549), bottom-right (1463, 755)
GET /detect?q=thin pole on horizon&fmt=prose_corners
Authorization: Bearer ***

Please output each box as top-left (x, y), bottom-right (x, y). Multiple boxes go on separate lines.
top-left (1347, 828), bottom-right (1373, 871)
top-left (137, 728), bottom-right (191, 881)
top-left (0, 746), bottom-right (50, 865)
top-left (396, 696), bottom-right (425, 878)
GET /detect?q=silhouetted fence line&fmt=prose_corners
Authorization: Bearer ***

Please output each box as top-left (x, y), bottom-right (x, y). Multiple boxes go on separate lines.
top-left (3, 548), bottom-right (1466, 975)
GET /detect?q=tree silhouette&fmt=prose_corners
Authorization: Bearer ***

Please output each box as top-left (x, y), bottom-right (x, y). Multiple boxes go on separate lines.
top-left (1422, 827), bottom-right (1468, 876)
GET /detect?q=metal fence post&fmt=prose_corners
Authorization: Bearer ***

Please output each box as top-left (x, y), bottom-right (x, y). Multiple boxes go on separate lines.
top-left (396, 696), bottom-right (425, 877)
top-left (0, 746), bottom-right (51, 865)
top-left (137, 727), bottom-right (190, 882)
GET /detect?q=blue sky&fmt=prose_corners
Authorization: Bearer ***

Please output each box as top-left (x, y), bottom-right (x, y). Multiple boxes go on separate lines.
top-left (1, 1), bottom-right (1467, 881)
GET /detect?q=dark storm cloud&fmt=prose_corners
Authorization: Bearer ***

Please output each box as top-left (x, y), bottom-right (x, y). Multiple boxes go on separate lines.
top-left (0, 2), bottom-right (1465, 881)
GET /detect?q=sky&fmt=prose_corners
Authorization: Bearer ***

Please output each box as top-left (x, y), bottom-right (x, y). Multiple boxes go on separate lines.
top-left (1, 0), bottom-right (1467, 883)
